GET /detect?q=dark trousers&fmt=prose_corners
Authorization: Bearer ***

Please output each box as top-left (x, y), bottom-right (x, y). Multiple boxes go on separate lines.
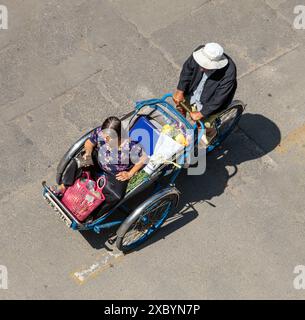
top-left (62, 159), bottom-right (82, 186)
top-left (100, 173), bottom-right (128, 212)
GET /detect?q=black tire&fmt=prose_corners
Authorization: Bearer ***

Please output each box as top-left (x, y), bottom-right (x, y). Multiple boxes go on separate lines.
top-left (116, 188), bottom-right (179, 252)
top-left (213, 101), bottom-right (245, 145)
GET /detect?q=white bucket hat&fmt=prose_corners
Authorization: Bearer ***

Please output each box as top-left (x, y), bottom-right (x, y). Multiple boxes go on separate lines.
top-left (193, 43), bottom-right (228, 70)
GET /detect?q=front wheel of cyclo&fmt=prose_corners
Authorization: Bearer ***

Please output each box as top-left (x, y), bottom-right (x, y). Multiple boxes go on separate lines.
top-left (116, 188), bottom-right (179, 252)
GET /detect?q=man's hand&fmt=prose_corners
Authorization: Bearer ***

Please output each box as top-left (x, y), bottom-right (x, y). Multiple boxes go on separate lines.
top-left (116, 171), bottom-right (133, 181)
top-left (190, 111), bottom-right (204, 121)
top-left (173, 90), bottom-right (185, 105)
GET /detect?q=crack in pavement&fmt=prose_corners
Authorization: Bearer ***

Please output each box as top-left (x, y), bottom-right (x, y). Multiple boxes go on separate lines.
top-left (237, 43), bottom-right (300, 80)
top-left (264, 0), bottom-right (296, 28)
top-left (5, 68), bottom-right (105, 123)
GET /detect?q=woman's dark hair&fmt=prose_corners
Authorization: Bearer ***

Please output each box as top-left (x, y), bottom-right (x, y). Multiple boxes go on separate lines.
top-left (101, 116), bottom-right (122, 141)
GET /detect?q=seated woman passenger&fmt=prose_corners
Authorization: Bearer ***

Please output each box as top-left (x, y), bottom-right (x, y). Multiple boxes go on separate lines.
top-left (51, 116), bottom-right (147, 210)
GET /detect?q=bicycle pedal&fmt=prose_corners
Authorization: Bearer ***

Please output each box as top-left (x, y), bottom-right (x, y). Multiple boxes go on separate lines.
top-left (107, 234), bottom-right (117, 246)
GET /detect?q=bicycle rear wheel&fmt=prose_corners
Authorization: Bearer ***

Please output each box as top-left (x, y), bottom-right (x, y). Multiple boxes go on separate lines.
top-left (213, 101), bottom-right (245, 145)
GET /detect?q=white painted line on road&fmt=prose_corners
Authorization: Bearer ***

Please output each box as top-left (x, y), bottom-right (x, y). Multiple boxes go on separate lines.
top-left (71, 250), bottom-right (124, 285)
top-left (260, 154), bottom-right (278, 169)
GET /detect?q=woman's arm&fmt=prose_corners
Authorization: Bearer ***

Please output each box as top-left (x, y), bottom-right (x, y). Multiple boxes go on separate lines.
top-left (116, 154), bottom-right (147, 181)
top-left (84, 139), bottom-right (96, 157)
top-left (128, 154), bottom-right (147, 177)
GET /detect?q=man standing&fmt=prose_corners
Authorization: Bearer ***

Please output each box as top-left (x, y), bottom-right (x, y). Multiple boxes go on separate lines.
top-left (173, 43), bottom-right (237, 138)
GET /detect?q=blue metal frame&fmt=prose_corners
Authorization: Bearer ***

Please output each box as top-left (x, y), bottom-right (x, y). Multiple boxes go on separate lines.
top-left (135, 93), bottom-right (194, 130)
top-left (133, 93), bottom-right (206, 187)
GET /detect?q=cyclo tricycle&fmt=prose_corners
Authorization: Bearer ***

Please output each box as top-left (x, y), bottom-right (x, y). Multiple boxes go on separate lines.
top-left (42, 93), bottom-right (245, 252)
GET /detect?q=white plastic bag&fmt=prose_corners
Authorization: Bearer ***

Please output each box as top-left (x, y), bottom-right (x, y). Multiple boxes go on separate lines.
top-left (144, 133), bottom-right (184, 175)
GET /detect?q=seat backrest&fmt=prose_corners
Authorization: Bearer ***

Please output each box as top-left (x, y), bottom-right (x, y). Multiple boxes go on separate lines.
top-left (129, 116), bottom-right (160, 156)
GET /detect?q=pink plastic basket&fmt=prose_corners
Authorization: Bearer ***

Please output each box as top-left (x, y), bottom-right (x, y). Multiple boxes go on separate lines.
top-left (61, 171), bottom-right (106, 222)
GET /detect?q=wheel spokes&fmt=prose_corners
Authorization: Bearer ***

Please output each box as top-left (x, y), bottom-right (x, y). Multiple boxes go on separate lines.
top-left (218, 107), bottom-right (241, 136)
top-left (122, 200), bottom-right (172, 247)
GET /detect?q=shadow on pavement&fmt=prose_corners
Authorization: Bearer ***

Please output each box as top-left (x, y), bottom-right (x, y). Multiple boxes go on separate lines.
top-left (177, 113), bottom-right (281, 207)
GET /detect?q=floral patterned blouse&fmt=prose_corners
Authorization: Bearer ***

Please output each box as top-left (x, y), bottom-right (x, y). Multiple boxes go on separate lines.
top-left (89, 127), bottom-right (144, 174)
